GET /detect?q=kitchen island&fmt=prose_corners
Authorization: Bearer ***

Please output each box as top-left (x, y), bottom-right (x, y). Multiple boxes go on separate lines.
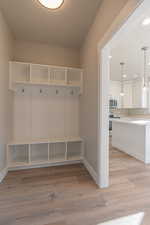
top-left (112, 118), bottom-right (150, 164)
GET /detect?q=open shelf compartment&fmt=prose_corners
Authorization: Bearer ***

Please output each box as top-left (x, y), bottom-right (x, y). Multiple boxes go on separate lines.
top-left (67, 141), bottom-right (82, 160)
top-left (30, 143), bottom-right (48, 163)
top-left (7, 138), bottom-right (83, 169)
top-left (31, 64), bottom-right (49, 83)
top-left (10, 62), bottom-right (30, 83)
top-left (50, 67), bottom-right (67, 84)
top-left (8, 144), bottom-right (29, 166)
top-left (67, 68), bottom-right (82, 86)
top-left (49, 142), bottom-right (66, 162)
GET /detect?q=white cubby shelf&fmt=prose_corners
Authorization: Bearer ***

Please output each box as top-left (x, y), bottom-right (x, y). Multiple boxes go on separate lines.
top-left (8, 61), bottom-right (84, 171)
top-left (9, 61), bottom-right (83, 94)
top-left (7, 137), bottom-right (84, 170)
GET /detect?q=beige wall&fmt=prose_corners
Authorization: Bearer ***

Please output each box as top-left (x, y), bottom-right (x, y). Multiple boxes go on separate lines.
top-left (80, 0), bottom-right (131, 172)
top-left (0, 11), bottom-right (13, 171)
top-left (13, 40), bottom-right (81, 68)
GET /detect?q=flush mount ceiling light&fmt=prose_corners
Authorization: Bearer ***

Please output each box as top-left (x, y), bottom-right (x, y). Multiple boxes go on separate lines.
top-left (142, 18), bottom-right (150, 26)
top-left (38, 0), bottom-right (64, 9)
top-left (120, 92), bottom-right (125, 97)
top-left (123, 74), bottom-right (127, 78)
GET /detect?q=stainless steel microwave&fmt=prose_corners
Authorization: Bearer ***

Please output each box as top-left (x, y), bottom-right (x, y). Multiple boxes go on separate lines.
top-left (109, 99), bottom-right (118, 109)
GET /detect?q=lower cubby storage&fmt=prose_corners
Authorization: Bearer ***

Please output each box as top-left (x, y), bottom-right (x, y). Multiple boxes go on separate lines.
top-left (49, 143), bottom-right (66, 162)
top-left (8, 144), bottom-right (29, 166)
top-left (30, 143), bottom-right (48, 163)
top-left (67, 141), bottom-right (82, 160)
top-left (7, 138), bottom-right (83, 169)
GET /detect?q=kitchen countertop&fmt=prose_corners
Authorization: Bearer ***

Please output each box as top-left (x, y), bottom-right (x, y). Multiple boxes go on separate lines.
top-left (111, 117), bottom-right (150, 126)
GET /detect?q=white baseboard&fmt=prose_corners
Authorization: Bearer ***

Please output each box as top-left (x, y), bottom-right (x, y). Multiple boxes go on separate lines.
top-left (83, 158), bottom-right (98, 184)
top-left (0, 167), bottom-right (8, 183)
top-left (8, 160), bottom-right (82, 171)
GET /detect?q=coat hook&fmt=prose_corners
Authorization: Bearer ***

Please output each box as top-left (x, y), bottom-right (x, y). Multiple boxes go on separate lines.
top-left (40, 89), bottom-right (42, 93)
top-left (22, 88), bottom-right (25, 93)
top-left (56, 89), bottom-right (59, 95)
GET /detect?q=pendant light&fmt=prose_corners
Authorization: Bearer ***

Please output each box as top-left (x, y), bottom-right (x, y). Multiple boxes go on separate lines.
top-left (120, 62), bottom-right (125, 96)
top-left (141, 46), bottom-right (149, 90)
top-left (38, 0), bottom-right (64, 9)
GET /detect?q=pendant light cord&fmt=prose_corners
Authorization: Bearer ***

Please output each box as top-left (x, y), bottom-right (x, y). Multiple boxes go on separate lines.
top-left (142, 47), bottom-right (148, 87)
top-left (120, 62), bottom-right (125, 94)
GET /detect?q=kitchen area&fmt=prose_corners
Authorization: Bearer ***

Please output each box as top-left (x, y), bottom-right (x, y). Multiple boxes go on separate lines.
top-left (109, 12), bottom-right (150, 164)
top-left (109, 86), bottom-right (150, 164)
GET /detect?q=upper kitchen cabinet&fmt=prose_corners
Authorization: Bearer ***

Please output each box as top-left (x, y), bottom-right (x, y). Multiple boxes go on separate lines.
top-left (132, 79), bottom-right (144, 108)
top-left (109, 78), bottom-right (148, 109)
top-left (123, 81), bottom-right (133, 108)
top-left (123, 79), bottom-right (146, 109)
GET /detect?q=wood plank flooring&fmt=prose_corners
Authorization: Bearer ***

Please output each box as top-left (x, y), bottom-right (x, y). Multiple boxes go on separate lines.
top-left (1, 146), bottom-right (150, 225)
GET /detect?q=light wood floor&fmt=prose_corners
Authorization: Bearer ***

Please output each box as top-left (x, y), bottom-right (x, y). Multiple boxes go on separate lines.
top-left (1, 147), bottom-right (150, 225)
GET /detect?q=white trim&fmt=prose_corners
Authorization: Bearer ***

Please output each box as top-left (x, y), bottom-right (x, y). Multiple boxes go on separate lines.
top-left (10, 61), bottom-right (82, 71)
top-left (8, 137), bottom-right (83, 146)
top-left (8, 160), bottom-right (82, 171)
top-left (98, 46), bottom-right (110, 188)
top-left (0, 167), bottom-right (8, 183)
top-left (83, 158), bottom-right (98, 184)
top-left (97, 0), bottom-right (144, 188)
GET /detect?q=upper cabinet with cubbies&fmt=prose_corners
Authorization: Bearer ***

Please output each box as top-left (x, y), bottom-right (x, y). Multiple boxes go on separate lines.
top-left (9, 62), bottom-right (30, 85)
top-left (9, 62), bottom-right (83, 94)
top-left (50, 67), bottom-right (67, 84)
top-left (67, 68), bottom-right (82, 85)
top-left (31, 64), bottom-right (49, 83)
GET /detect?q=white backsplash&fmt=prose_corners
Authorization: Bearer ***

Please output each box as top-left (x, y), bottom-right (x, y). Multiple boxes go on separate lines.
top-left (111, 108), bottom-right (150, 118)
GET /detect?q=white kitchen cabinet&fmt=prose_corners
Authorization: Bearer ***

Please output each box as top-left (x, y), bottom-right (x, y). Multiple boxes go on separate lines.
top-left (110, 79), bottom-right (148, 109)
top-left (112, 118), bottom-right (150, 164)
top-left (132, 79), bottom-right (143, 108)
top-left (124, 79), bottom-right (145, 109)
top-left (123, 81), bottom-right (133, 108)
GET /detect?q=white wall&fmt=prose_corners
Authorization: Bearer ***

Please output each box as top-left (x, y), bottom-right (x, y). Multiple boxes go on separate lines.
top-left (80, 0), bottom-right (131, 173)
top-left (13, 40), bottom-right (81, 68)
top-left (13, 86), bottom-right (80, 141)
top-left (0, 11), bottom-right (13, 171)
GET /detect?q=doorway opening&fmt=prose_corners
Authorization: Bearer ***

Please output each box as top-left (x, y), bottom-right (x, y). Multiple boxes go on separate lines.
top-left (98, 0), bottom-right (150, 188)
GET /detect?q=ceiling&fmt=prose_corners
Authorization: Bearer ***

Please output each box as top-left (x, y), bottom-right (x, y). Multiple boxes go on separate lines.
top-left (0, 0), bottom-right (101, 49)
top-left (110, 1), bottom-right (150, 81)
